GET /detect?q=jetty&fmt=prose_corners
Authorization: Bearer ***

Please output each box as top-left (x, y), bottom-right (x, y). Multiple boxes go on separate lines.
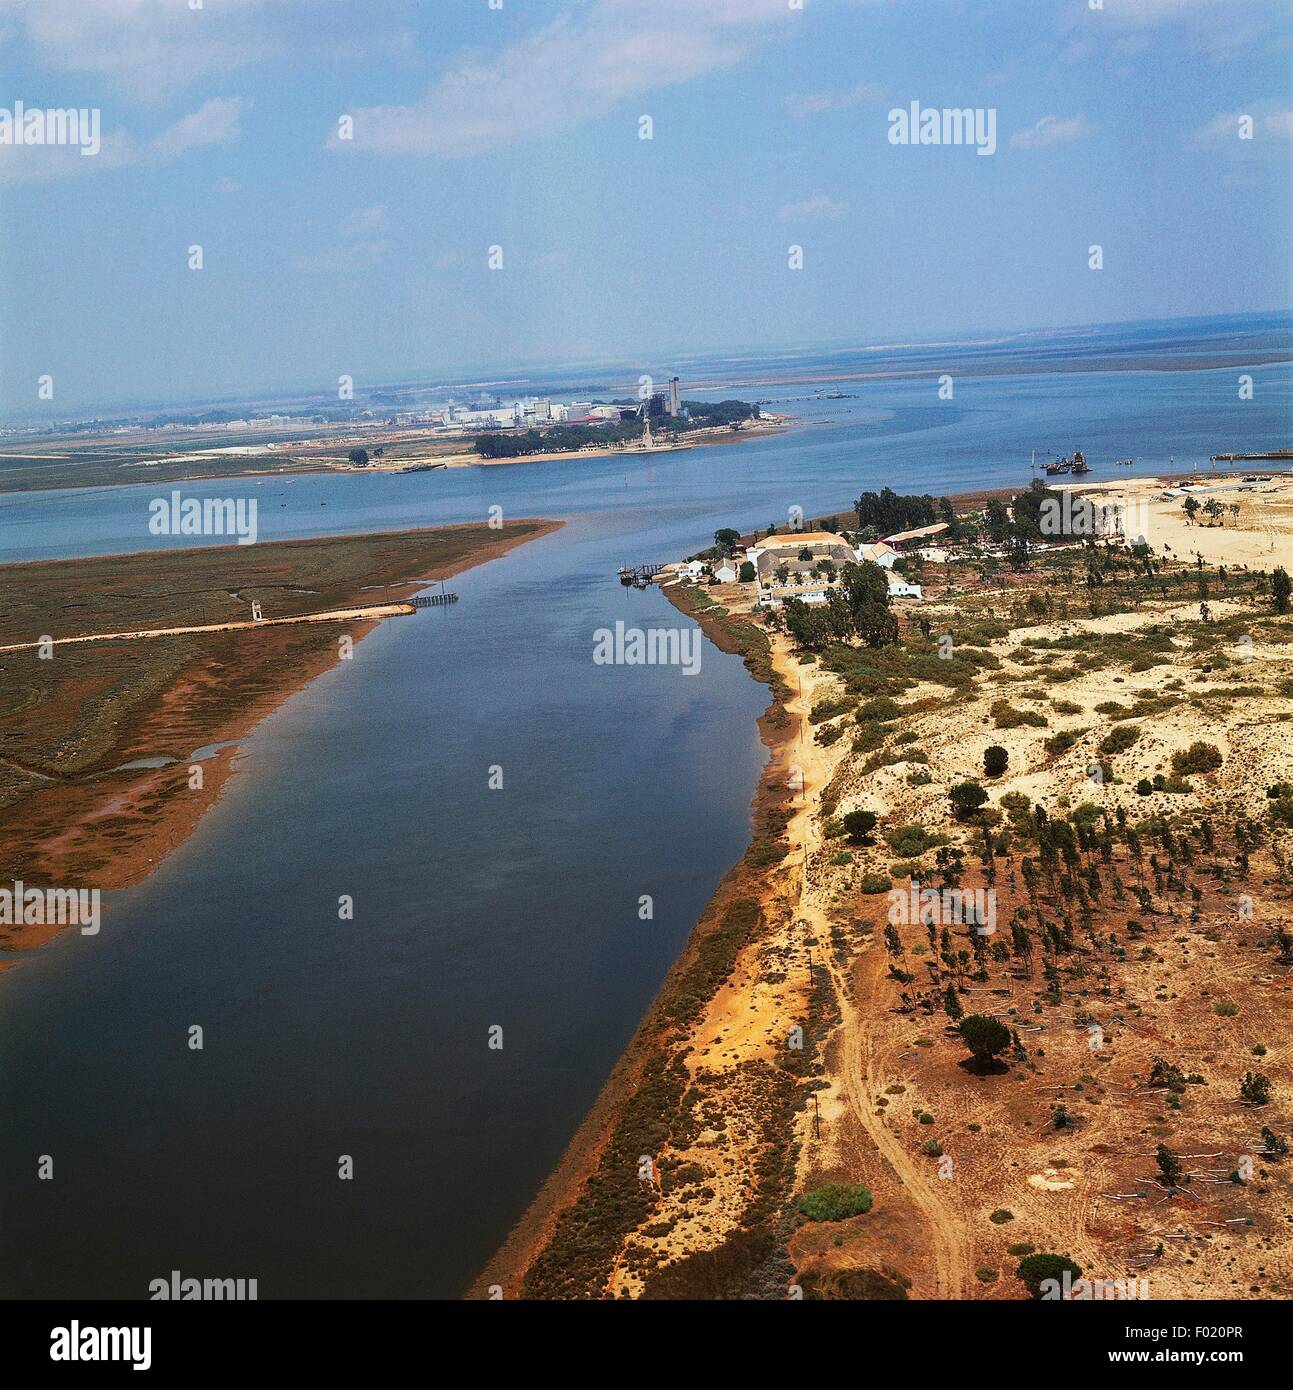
top-left (1209, 450), bottom-right (1293, 462)
top-left (618, 563), bottom-right (664, 588)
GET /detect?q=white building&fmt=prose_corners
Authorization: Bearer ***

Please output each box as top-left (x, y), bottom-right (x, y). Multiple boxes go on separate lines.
top-left (886, 574), bottom-right (923, 600)
top-left (755, 532), bottom-right (855, 607)
top-left (857, 541), bottom-right (898, 568)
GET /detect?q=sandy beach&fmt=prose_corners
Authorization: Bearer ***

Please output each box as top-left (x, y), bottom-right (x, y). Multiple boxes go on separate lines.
top-left (1061, 472), bottom-right (1293, 570)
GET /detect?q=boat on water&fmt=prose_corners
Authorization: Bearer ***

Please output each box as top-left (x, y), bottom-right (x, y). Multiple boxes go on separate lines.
top-left (1044, 449), bottom-right (1091, 476)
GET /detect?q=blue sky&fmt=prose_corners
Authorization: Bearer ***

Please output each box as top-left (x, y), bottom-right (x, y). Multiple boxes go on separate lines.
top-left (1, 0), bottom-right (1290, 414)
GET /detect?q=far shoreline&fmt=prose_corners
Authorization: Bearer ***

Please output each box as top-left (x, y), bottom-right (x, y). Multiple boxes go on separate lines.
top-left (0, 415), bottom-right (791, 496)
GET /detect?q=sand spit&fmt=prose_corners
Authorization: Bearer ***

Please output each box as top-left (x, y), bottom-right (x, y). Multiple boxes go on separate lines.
top-left (0, 521), bottom-right (560, 957)
top-left (483, 506), bottom-right (1292, 1300)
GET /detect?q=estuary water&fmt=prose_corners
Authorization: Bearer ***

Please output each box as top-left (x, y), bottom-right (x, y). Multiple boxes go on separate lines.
top-left (1, 346), bottom-right (1290, 1297)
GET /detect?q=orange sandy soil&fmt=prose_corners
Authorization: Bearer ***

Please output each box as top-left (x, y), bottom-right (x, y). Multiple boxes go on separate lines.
top-left (0, 521), bottom-right (559, 958)
top-left (479, 542), bottom-right (1293, 1300)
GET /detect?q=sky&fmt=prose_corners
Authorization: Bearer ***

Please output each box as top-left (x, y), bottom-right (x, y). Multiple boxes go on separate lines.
top-left (0, 0), bottom-right (1290, 416)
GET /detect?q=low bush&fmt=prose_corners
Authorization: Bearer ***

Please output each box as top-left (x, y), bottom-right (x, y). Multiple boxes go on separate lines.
top-left (797, 1183), bottom-right (873, 1222)
top-left (1171, 741), bottom-right (1224, 776)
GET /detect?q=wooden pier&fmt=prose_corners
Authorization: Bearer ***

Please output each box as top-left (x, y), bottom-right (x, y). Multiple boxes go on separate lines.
top-left (618, 563), bottom-right (664, 587)
top-left (411, 589), bottom-right (459, 608)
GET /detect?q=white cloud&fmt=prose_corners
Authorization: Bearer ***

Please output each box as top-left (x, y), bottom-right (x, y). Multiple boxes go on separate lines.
top-left (0, 126), bottom-right (130, 183)
top-left (1196, 106), bottom-right (1293, 145)
top-left (292, 240), bottom-right (390, 274)
top-left (1100, 0), bottom-right (1230, 22)
top-left (1064, 0), bottom-right (1284, 65)
top-left (330, 0), bottom-right (796, 159)
top-left (1010, 115), bottom-right (1094, 150)
top-left (150, 96), bottom-right (245, 159)
top-left (343, 204), bottom-right (386, 235)
top-left (0, 95), bottom-right (245, 183)
top-left (779, 194), bottom-right (847, 223)
top-left (784, 84), bottom-right (883, 118)
top-left (0, 0), bottom-right (267, 93)
top-left (0, 0), bottom-right (411, 96)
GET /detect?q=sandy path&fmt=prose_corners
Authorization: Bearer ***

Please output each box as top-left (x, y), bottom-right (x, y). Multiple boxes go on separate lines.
top-left (0, 602), bottom-right (415, 653)
top-left (771, 635), bottom-right (972, 1299)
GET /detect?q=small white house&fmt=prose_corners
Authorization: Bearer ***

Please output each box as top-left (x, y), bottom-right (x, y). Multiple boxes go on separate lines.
top-left (713, 559), bottom-right (740, 583)
top-left (887, 574), bottom-right (922, 600)
top-left (679, 560), bottom-right (705, 580)
top-left (857, 541), bottom-right (898, 569)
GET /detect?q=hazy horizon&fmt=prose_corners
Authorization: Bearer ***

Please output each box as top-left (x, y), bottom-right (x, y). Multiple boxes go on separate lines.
top-left (2, 0), bottom-right (1291, 417)
top-left (4, 307), bottom-right (1291, 426)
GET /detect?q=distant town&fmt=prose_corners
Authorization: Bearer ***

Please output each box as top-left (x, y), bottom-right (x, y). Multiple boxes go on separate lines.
top-left (0, 374), bottom-right (782, 494)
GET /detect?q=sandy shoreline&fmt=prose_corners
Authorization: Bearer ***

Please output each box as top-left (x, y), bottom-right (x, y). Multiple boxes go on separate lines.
top-left (475, 492), bottom-right (1293, 1299)
top-left (470, 585), bottom-right (806, 1299)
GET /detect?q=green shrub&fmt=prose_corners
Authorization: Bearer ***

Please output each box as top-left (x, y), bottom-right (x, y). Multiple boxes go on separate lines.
top-left (989, 1208), bottom-right (1014, 1224)
top-left (948, 781), bottom-right (989, 820)
top-left (1171, 741), bottom-right (1223, 776)
top-left (1015, 1253), bottom-right (1082, 1300)
top-left (809, 695), bottom-right (853, 724)
top-left (959, 1014), bottom-right (1010, 1065)
top-left (1098, 724), bottom-right (1140, 756)
top-left (883, 823), bottom-right (947, 858)
top-left (843, 809), bottom-right (878, 844)
top-left (1044, 728), bottom-right (1085, 758)
top-left (797, 1183), bottom-right (874, 1222)
top-left (991, 699), bottom-right (1047, 729)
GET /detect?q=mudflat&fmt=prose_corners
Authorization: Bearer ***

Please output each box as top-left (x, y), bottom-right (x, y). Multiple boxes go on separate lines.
top-left (0, 521), bottom-right (559, 954)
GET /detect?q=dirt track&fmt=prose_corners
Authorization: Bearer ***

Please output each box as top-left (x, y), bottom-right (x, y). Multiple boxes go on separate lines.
top-left (772, 637), bottom-right (972, 1298)
top-left (0, 602), bottom-right (415, 653)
